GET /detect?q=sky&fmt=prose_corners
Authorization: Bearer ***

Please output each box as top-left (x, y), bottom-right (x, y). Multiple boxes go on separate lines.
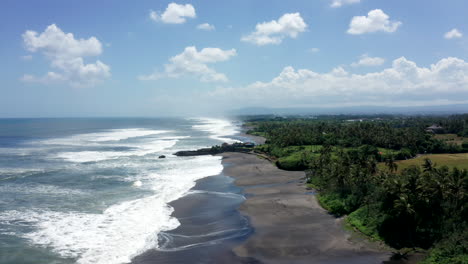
top-left (1, 0), bottom-right (468, 117)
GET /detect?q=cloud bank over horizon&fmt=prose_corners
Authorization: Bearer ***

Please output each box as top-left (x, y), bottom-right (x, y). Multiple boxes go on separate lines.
top-left (206, 56), bottom-right (468, 109)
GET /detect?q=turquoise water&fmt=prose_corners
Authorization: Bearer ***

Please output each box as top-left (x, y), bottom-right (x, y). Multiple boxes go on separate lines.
top-left (0, 118), bottom-right (244, 264)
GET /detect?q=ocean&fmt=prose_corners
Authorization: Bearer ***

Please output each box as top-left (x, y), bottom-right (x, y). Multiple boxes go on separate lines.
top-left (0, 118), bottom-right (251, 264)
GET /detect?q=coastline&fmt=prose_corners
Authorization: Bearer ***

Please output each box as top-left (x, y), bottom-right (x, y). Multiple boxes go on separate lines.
top-left (221, 152), bottom-right (390, 264)
top-left (134, 128), bottom-right (393, 263)
top-left (132, 167), bottom-right (256, 264)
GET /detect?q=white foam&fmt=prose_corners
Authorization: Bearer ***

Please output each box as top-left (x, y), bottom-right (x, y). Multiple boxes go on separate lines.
top-left (0, 129), bottom-right (175, 160)
top-left (191, 118), bottom-right (240, 144)
top-left (0, 147), bottom-right (31, 156)
top-left (132, 181), bottom-right (142, 188)
top-left (0, 168), bottom-right (46, 176)
top-left (0, 155), bottom-right (224, 264)
top-left (187, 190), bottom-right (245, 200)
top-left (0, 168), bottom-right (49, 182)
top-left (39, 128), bottom-right (171, 146)
top-left (0, 184), bottom-right (87, 196)
top-left (157, 136), bottom-right (191, 140)
top-left (55, 140), bottom-right (178, 163)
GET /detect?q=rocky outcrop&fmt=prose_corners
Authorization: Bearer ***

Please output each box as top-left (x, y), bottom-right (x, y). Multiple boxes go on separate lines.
top-left (174, 142), bottom-right (255, 157)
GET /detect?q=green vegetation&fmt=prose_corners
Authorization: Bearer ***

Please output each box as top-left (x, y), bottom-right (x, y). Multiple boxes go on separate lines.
top-left (434, 134), bottom-right (468, 146)
top-left (244, 114), bottom-right (468, 263)
top-left (255, 144), bottom-right (321, 170)
top-left (421, 230), bottom-right (468, 264)
top-left (347, 206), bottom-right (383, 241)
top-left (311, 148), bottom-right (467, 262)
top-left (394, 153), bottom-right (468, 171)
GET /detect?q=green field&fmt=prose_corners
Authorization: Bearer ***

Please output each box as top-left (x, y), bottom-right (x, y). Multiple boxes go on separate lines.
top-left (393, 153), bottom-right (468, 171)
top-left (434, 134), bottom-right (468, 146)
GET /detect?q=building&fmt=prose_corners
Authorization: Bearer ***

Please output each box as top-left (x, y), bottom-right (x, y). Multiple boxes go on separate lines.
top-left (425, 124), bottom-right (444, 133)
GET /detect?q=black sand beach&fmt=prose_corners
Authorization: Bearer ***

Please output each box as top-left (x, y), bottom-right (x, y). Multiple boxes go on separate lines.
top-left (223, 152), bottom-right (390, 264)
top-left (133, 150), bottom-right (394, 263)
top-left (131, 169), bottom-right (256, 264)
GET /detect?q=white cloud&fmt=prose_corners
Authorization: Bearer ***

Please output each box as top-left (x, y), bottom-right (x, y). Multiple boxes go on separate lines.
top-left (351, 54), bottom-right (385, 67)
top-left (309, 48), bottom-right (320, 53)
top-left (242, 13), bottom-right (307, 46)
top-left (21, 55), bottom-right (33, 60)
top-left (209, 57), bottom-right (468, 108)
top-left (21, 24), bottom-right (110, 87)
top-left (331, 0), bottom-right (360, 8)
top-left (197, 23), bottom-right (215, 31)
top-left (444, 28), bottom-right (463, 39)
top-left (150, 3), bottom-right (196, 24)
top-left (347, 9), bottom-right (402, 35)
top-left (139, 46), bottom-right (236, 82)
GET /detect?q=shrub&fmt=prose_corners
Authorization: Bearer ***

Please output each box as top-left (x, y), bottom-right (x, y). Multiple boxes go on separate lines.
top-left (422, 230), bottom-right (468, 264)
top-left (317, 193), bottom-right (347, 216)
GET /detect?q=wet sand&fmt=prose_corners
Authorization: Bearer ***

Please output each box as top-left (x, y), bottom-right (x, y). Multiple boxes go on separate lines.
top-left (132, 170), bottom-right (257, 264)
top-left (222, 152), bottom-right (391, 264)
top-left (133, 150), bottom-right (393, 264)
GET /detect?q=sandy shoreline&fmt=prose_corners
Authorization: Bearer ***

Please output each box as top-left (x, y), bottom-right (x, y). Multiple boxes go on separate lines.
top-left (221, 152), bottom-right (391, 264)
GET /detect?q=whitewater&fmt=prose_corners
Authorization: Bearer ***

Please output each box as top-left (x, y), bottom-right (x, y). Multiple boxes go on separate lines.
top-left (0, 117), bottom-right (243, 264)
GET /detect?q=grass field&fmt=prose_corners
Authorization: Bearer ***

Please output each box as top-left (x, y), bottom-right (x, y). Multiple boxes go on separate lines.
top-left (434, 134), bottom-right (467, 146)
top-left (390, 153), bottom-right (468, 171)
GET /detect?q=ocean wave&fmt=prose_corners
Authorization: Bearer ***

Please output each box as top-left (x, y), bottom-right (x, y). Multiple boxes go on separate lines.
top-left (0, 201), bottom-right (178, 264)
top-left (0, 184), bottom-right (88, 196)
top-left (0, 155), bottom-right (224, 264)
top-left (39, 128), bottom-right (172, 146)
top-left (191, 118), bottom-right (241, 144)
top-left (55, 139), bottom-right (178, 163)
top-left (0, 168), bottom-right (46, 176)
top-left (0, 168), bottom-right (49, 182)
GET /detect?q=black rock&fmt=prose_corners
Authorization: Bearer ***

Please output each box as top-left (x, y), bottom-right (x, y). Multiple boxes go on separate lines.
top-left (173, 142), bottom-right (256, 157)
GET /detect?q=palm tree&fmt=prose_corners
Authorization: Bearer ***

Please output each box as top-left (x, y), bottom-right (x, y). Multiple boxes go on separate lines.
top-left (386, 155), bottom-right (398, 173)
top-left (422, 158), bottom-right (435, 172)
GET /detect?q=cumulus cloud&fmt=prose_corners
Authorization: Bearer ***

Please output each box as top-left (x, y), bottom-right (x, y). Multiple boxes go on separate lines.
top-left (331, 0), bottom-right (360, 8)
top-left (150, 3), bottom-right (196, 24)
top-left (351, 54), bottom-right (385, 67)
top-left (197, 23), bottom-right (215, 31)
top-left (139, 46), bottom-right (236, 82)
top-left (21, 24), bottom-right (110, 87)
top-left (242, 13), bottom-right (307, 46)
top-left (347, 9), bottom-right (402, 35)
top-left (444, 28), bottom-right (463, 39)
top-left (209, 57), bottom-right (468, 108)
top-left (309, 48), bottom-right (320, 53)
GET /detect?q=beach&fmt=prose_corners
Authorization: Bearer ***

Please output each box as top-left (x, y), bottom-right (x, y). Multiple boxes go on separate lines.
top-left (222, 152), bottom-right (391, 264)
top-left (139, 149), bottom-right (393, 264)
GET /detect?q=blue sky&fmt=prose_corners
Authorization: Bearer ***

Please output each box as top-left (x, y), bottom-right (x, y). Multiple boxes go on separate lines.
top-left (1, 0), bottom-right (467, 117)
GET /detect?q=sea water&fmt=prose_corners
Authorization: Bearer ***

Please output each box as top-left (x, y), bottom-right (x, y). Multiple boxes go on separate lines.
top-left (0, 117), bottom-right (243, 264)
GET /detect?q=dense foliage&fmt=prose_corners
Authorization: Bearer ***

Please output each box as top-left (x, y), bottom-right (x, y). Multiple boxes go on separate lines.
top-left (248, 117), bottom-right (468, 155)
top-left (245, 115), bottom-right (468, 263)
top-left (309, 147), bottom-right (467, 248)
